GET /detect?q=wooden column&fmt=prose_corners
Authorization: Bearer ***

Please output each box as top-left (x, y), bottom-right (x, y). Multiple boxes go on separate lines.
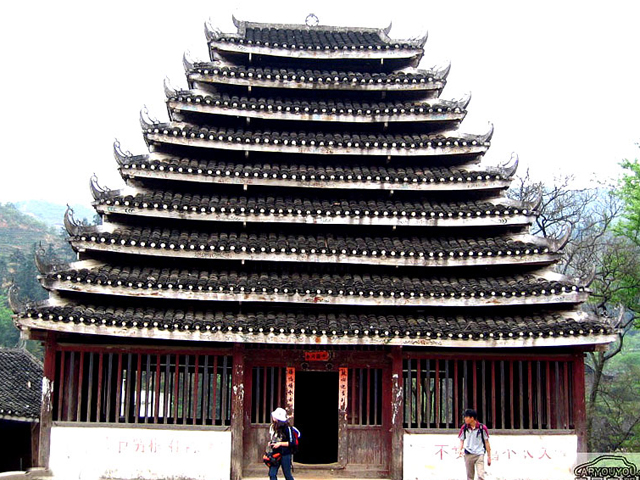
top-left (231, 344), bottom-right (245, 480)
top-left (338, 367), bottom-right (349, 467)
top-left (38, 332), bottom-right (56, 468)
top-left (390, 347), bottom-right (404, 480)
top-left (573, 352), bottom-right (587, 452)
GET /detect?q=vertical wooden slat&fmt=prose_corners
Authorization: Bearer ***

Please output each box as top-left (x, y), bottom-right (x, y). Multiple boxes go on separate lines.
top-left (106, 353), bottom-right (113, 423)
top-left (374, 368), bottom-right (380, 425)
top-left (262, 365), bottom-right (267, 423)
top-left (57, 351), bottom-right (65, 421)
top-left (221, 356), bottom-right (229, 424)
top-left (154, 354), bottom-right (161, 423)
top-left (461, 360), bottom-right (466, 415)
top-left (554, 361), bottom-right (561, 430)
top-left (115, 353), bottom-right (123, 424)
top-left (135, 354), bottom-right (142, 423)
top-left (435, 359), bottom-right (440, 427)
top-left (563, 362), bottom-right (570, 429)
top-left (518, 361), bottom-right (524, 429)
top-left (173, 354), bottom-right (180, 422)
top-left (491, 361), bottom-right (496, 429)
top-left (472, 359), bottom-right (477, 411)
top-left (536, 361), bottom-right (542, 429)
top-left (211, 356), bottom-right (218, 424)
top-left (500, 361), bottom-right (505, 429)
top-left (366, 369), bottom-right (372, 425)
top-left (276, 367), bottom-right (282, 408)
top-left (390, 347), bottom-right (404, 480)
top-left (405, 360), bottom-right (412, 427)
top-left (76, 351), bottom-right (84, 422)
top-left (65, 352), bottom-right (75, 421)
top-left (96, 353), bottom-right (104, 422)
top-left (202, 355), bottom-right (209, 424)
top-left (86, 353), bottom-right (94, 423)
top-left (270, 366), bottom-right (275, 416)
top-left (444, 360), bottom-right (450, 427)
top-left (124, 354), bottom-right (132, 422)
top-left (350, 367), bottom-right (356, 423)
top-left (545, 361), bottom-right (551, 429)
top-left (454, 360), bottom-right (459, 426)
top-left (509, 360), bottom-right (514, 429)
top-left (359, 368), bottom-right (364, 425)
top-left (527, 361), bottom-right (533, 429)
top-left (425, 358), bottom-right (433, 428)
top-left (480, 360), bottom-right (486, 424)
top-left (193, 355), bottom-right (199, 425)
top-left (416, 360), bottom-right (422, 427)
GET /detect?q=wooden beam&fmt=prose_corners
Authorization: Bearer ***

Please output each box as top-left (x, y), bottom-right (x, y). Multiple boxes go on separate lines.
top-left (338, 367), bottom-right (349, 467)
top-left (390, 347), bottom-right (403, 480)
top-left (231, 344), bottom-right (245, 480)
top-left (573, 354), bottom-right (587, 452)
top-left (38, 332), bottom-right (56, 468)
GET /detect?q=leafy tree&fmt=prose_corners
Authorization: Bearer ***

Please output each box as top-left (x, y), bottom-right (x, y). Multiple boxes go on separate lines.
top-left (616, 159), bottom-right (640, 246)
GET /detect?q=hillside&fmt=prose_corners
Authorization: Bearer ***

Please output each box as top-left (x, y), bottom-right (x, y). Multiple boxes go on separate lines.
top-left (0, 203), bottom-right (61, 262)
top-left (14, 200), bottom-right (95, 228)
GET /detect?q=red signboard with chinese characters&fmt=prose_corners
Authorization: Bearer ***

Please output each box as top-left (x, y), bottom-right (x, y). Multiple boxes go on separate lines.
top-left (304, 351), bottom-right (330, 362)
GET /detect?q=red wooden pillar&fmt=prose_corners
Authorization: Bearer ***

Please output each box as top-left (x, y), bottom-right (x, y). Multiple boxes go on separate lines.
top-left (231, 344), bottom-right (245, 480)
top-left (338, 367), bottom-right (349, 467)
top-left (390, 347), bottom-right (404, 480)
top-left (572, 352), bottom-right (587, 452)
top-left (39, 332), bottom-right (57, 468)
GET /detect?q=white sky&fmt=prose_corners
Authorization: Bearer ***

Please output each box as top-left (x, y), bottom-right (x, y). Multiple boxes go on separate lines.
top-left (1, 0), bottom-right (638, 205)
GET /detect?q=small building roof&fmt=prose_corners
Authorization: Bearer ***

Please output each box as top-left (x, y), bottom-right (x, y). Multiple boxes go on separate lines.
top-left (0, 348), bottom-right (42, 422)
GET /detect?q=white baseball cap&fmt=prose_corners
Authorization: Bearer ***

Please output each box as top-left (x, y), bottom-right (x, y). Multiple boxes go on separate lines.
top-left (271, 407), bottom-right (288, 422)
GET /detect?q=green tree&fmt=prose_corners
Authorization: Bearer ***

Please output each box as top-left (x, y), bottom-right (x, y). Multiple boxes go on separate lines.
top-left (616, 159), bottom-right (640, 246)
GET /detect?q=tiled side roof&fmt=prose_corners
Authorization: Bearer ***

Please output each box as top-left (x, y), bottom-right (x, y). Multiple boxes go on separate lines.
top-left (186, 63), bottom-right (445, 91)
top-left (0, 348), bottom-right (42, 420)
top-left (71, 226), bottom-right (556, 267)
top-left (143, 123), bottom-right (491, 156)
top-left (44, 263), bottom-right (585, 307)
top-left (94, 190), bottom-right (532, 227)
top-left (21, 303), bottom-right (611, 341)
top-left (167, 91), bottom-right (465, 122)
top-left (119, 156), bottom-right (509, 191)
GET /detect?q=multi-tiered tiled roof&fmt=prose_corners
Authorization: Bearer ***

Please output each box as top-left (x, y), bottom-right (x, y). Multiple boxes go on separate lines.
top-left (13, 16), bottom-right (612, 346)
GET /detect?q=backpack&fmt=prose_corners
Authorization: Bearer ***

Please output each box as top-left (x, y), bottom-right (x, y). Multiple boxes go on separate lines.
top-left (460, 422), bottom-right (487, 453)
top-left (288, 426), bottom-right (301, 454)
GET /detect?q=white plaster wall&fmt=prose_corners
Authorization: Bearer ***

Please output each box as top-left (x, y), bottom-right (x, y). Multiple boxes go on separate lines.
top-left (404, 433), bottom-right (577, 480)
top-left (49, 426), bottom-right (231, 480)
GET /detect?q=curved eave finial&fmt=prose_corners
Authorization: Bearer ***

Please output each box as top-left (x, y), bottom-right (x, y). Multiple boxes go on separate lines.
top-left (164, 77), bottom-right (177, 99)
top-left (90, 173), bottom-right (110, 201)
top-left (526, 185), bottom-right (543, 213)
top-left (34, 243), bottom-right (52, 275)
top-left (231, 13), bottom-right (241, 28)
top-left (435, 61), bottom-right (452, 80)
top-left (412, 30), bottom-right (428, 48)
top-left (382, 21), bottom-right (393, 36)
top-left (501, 152), bottom-right (519, 178)
top-left (63, 204), bottom-right (82, 236)
top-left (113, 139), bottom-right (133, 166)
top-left (550, 223), bottom-right (573, 252)
top-left (7, 284), bottom-right (25, 314)
top-left (140, 106), bottom-right (159, 131)
top-left (204, 18), bottom-right (222, 43)
top-left (183, 51), bottom-right (195, 72)
top-left (457, 91), bottom-right (472, 110)
top-left (480, 122), bottom-right (495, 144)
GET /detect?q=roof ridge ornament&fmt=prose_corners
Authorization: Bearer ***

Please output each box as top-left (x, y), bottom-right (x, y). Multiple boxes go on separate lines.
top-left (526, 185), bottom-right (543, 212)
top-left (480, 122), bottom-right (494, 144)
top-left (140, 106), bottom-right (160, 130)
top-left (90, 173), bottom-right (111, 201)
top-left (34, 243), bottom-right (53, 275)
top-left (7, 283), bottom-right (25, 314)
top-left (457, 92), bottom-right (472, 110)
top-left (305, 13), bottom-right (319, 27)
top-left (500, 152), bottom-right (519, 177)
top-left (64, 204), bottom-right (82, 236)
top-left (113, 139), bottom-right (132, 166)
top-left (383, 21), bottom-right (392, 36)
top-left (434, 61), bottom-right (452, 80)
top-left (164, 77), bottom-right (177, 98)
top-left (205, 18), bottom-right (223, 42)
top-left (550, 223), bottom-right (572, 252)
top-left (580, 265), bottom-right (597, 288)
top-left (182, 51), bottom-right (195, 72)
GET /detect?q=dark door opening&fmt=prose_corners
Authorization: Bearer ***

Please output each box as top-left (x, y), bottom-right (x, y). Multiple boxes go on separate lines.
top-left (293, 371), bottom-right (339, 464)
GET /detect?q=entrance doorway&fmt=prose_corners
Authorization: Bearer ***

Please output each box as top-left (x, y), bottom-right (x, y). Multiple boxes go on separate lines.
top-left (293, 371), bottom-right (339, 464)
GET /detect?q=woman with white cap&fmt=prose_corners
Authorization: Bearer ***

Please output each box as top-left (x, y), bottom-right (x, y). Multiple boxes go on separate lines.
top-left (268, 407), bottom-right (296, 480)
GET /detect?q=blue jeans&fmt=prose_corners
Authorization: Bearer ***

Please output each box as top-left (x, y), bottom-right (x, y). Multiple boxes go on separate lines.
top-left (269, 453), bottom-right (294, 480)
